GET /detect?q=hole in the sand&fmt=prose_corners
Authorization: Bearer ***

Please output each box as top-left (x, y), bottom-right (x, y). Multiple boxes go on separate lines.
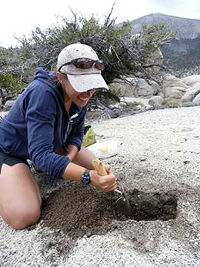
top-left (40, 183), bottom-right (177, 239)
top-left (114, 189), bottom-right (177, 221)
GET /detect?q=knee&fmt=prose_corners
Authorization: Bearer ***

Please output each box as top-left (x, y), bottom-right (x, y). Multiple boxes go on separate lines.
top-left (3, 206), bottom-right (41, 230)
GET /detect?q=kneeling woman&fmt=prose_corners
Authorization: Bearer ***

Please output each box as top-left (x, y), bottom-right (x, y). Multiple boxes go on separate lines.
top-left (0, 43), bottom-right (117, 229)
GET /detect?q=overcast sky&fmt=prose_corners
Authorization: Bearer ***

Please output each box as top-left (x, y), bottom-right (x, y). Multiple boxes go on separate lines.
top-left (1, 0), bottom-right (200, 48)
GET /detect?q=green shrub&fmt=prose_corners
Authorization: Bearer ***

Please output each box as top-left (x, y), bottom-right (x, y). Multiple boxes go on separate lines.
top-left (0, 73), bottom-right (24, 94)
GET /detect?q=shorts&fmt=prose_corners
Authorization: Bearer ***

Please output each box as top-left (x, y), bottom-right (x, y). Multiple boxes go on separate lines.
top-left (0, 151), bottom-right (29, 174)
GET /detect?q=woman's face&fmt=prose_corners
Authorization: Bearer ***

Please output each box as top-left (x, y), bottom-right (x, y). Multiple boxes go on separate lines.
top-left (57, 72), bottom-right (96, 107)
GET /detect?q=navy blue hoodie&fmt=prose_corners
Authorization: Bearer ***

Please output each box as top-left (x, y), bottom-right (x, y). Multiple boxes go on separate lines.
top-left (0, 68), bottom-right (87, 178)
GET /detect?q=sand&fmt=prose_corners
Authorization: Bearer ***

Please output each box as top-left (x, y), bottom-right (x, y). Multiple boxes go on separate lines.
top-left (0, 106), bottom-right (200, 266)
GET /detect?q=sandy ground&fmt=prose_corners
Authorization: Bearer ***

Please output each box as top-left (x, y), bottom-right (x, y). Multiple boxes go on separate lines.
top-left (1, 106), bottom-right (200, 266)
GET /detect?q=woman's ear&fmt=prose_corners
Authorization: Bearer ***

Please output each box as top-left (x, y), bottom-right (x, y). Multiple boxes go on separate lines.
top-left (56, 71), bottom-right (63, 82)
top-left (56, 72), bottom-right (68, 84)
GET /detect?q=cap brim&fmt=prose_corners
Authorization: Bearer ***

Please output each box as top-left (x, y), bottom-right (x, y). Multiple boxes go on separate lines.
top-left (67, 73), bottom-right (108, 93)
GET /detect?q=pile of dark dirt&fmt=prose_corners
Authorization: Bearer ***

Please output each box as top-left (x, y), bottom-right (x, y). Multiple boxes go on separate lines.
top-left (41, 182), bottom-right (177, 240)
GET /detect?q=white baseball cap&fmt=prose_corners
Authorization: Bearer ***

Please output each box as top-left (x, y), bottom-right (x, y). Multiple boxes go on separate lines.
top-left (57, 43), bottom-right (108, 92)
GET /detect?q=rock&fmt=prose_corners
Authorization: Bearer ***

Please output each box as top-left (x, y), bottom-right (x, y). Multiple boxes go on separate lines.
top-left (181, 83), bottom-right (200, 102)
top-left (182, 101), bottom-right (196, 107)
top-left (192, 93), bottom-right (200, 105)
top-left (148, 96), bottom-right (164, 108)
top-left (162, 74), bottom-right (188, 92)
top-left (183, 160), bottom-right (190, 165)
top-left (164, 87), bottom-right (185, 99)
top-left (157, 92), bottom-right (165, 98)
top-left (109, 80), bottom-right (133, 97)
top-left (181, 75), bottom-right (200, 87)
top-left (162, 74), bottom-right (188, 99)
top-left (120, 97), bottom-right (150, 107)
top-left (3, 100), bottom-right (15, 111)
top-left (110, 78), bottom-right (160, 98)
top-left (163, 98), bottom-right (183, 108)
top-left (145, 48), bottom-right (163, 75)
top-left (133, 79), bottom-right (160, 98)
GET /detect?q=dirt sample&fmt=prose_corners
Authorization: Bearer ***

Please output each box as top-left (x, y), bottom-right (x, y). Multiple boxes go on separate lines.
top-left (41, 182), bottom-right (177, 240)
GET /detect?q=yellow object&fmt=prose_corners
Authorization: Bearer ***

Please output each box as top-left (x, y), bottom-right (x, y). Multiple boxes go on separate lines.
top-left (100, 145), bottom-right (110, 152)
top-left (82, 122), bottom-right (96, 147)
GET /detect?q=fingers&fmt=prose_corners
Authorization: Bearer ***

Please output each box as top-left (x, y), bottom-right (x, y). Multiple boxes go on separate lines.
top-left (104, 164), bottom-right (111, 174)
top-left (90, 170), bottom-right (117, 192)
top-left (97, 175), bottom-right (117, 192)
top-left (103, 183), bottom-right (118, 192)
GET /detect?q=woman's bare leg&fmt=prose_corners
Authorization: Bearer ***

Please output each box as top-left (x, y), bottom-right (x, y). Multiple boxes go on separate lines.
top-left (0, 163), bottom-right (41, 230)
top-left (73, 146), bottom-right (96, 169)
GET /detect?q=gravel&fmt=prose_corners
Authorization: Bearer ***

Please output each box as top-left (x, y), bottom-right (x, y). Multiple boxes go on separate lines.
top-left (1, 106), bottom-right (200, 266)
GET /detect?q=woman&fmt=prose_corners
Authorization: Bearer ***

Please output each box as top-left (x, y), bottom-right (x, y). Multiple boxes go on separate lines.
top-left (0, 43), bottom-right (117, 230)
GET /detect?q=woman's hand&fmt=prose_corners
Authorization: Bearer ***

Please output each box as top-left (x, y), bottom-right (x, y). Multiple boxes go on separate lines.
top-left (89, 170), bottom-right (117, 192)
top-left (104, 164), bottom-right (111, 174)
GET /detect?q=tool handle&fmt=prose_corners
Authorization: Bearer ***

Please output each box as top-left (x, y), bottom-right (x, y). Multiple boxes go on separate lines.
top-left (92, 158), bottom-right (122, 195)
top-left (91, 158), bottom-right (107, 176)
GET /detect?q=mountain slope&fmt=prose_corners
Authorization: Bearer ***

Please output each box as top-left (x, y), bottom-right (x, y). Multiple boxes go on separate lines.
top-left (125, 13), bottom-right (200, 74)
top-left (130, 13), bottom-right (200, 40)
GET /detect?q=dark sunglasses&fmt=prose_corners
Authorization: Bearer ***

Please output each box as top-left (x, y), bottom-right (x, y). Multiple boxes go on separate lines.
top-left (58, 58), bottom-right (104, 72)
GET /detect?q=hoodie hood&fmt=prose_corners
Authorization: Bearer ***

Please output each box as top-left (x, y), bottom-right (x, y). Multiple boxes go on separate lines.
top-left (33, 67), bottom-right (65, 107)
top-left (34, 67), bottom-right (60, 90)
top-left (33, 67), bottom-right (83, 116)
